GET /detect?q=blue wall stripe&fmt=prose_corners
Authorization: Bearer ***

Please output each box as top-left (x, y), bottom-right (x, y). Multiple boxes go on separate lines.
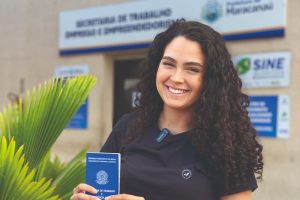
top-left (60, 43), bottom-right (151, 56)
top-left (224, 29), bottom-right (284, 41)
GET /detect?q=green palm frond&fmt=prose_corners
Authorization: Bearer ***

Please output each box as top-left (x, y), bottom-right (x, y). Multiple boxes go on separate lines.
top-left (0, 75), bottom-right (96, 198)
top-left (51, 148), bottom-right (86, 200)
top-left (35, 148), bottom-right (86, 200)
top-left (35, 151), bottom-right (65, 182)
top-left (0, 75), bottom-right (96, 168)
top-left (0, 136), bottom-right (60, 200)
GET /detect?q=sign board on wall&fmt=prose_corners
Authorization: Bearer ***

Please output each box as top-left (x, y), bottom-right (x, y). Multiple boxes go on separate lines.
top-left (54, 65), bottom-right (89, 77)
top-left (55, 65), bottom-right (89, 129)
top-left (59, 0), bottom-right (286, 55)
top-left (248, 95), bottom-right (290, 138)
top-left (233, 51), bottom-right (291, 88)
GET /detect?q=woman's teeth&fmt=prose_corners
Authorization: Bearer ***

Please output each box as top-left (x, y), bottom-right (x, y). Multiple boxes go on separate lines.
top-left (168, 86), bottom-right (187, 94)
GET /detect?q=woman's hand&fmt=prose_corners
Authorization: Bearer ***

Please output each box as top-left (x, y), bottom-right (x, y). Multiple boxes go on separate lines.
top-left (105, 194), bottom-right (145, 200)
top-left (70, 183), bottom-right (99, 200)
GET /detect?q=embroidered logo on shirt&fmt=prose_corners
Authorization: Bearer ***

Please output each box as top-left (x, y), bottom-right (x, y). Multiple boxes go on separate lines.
top-left (181, 169), bottom-right (192, 179)
top-left (96, 170), bottom-right (109, 185)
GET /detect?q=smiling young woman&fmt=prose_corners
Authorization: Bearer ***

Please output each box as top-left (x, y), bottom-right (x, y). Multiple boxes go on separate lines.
top-left (156, 36), bottom-right (205, 113)
top-left (71, 20), bottom-right (263, 200)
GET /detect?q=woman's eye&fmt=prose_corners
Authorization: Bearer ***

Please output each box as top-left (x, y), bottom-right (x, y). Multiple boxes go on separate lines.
top-left (162, 62), bottom-right (174, 67)
top-left (187, 67), bottom-right (200, 73)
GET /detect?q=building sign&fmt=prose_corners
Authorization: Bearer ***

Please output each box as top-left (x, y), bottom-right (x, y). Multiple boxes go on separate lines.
top-left (54, 65), bottom-right (89, 77)
top-left (55, 65), bottom-right (89, 129)
top-left (59, 0), bottom-right (286, 55)
top-left (233, 51), bottom-right (291, 88)
top-left (247, 95), bottom-right (289, 138)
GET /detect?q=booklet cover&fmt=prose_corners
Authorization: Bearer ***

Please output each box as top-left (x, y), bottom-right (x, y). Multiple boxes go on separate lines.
top-left (86, 152), bottom-right (121, 200)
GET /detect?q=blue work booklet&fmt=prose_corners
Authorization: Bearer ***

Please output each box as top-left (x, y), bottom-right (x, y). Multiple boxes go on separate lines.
top-left (86, 152), bottom-right (121, 200)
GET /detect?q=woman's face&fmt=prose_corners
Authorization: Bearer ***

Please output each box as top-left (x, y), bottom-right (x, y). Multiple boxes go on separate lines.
top-left (156, 36), bottom-right (205, 111)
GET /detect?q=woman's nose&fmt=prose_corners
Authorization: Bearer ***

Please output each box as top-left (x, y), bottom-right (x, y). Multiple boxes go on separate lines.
top-left (170, 69), bottom-right (184, 83)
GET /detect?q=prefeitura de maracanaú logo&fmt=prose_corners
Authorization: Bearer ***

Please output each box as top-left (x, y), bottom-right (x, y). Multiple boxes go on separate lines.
top-left (202, 0), bottom-right (223, 23)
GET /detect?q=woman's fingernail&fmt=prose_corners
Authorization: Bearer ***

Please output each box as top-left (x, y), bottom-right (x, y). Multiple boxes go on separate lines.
top-left (93, 188), bottom-right (98, 193)
top-left (105, 196), bottom-right (111, 200)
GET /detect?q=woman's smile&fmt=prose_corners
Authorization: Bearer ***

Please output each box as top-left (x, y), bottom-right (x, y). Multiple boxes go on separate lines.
top-left (166, 85), bottom-right (190, 95)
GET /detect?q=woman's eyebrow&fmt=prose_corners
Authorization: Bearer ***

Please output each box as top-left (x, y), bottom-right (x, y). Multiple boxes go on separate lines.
top-left (185, 61), bottom-right (204, 68)
top-left (161, 56), bottom-right (176, 63)
top-left (162, 56), bottom-right (204, 68)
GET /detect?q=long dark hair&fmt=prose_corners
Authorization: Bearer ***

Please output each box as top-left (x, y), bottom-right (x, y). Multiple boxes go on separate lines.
top-left (123, 20), bottom-right (263, 194)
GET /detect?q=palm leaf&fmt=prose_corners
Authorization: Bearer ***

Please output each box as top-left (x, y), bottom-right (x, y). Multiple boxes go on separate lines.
top-left (0, 75), bottom-right (96, 168)
top-left (0, 136), bottom-right (60, 200)
top-left (35, 148), bottom-right (86, 200)
top-left (35, 151), bottom-right (65, 181)
top-left (0, 75), bottom-right (96, 198)
top-left (51, 148), bottom-right (86, 200)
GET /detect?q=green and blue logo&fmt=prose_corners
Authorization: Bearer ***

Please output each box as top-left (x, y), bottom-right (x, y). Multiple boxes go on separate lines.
top-left (236, 58), bottom-right (251, 75)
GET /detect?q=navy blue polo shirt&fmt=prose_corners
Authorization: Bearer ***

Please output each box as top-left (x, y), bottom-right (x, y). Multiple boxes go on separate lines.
top-left (101, 113), bottom-right (257, 200)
